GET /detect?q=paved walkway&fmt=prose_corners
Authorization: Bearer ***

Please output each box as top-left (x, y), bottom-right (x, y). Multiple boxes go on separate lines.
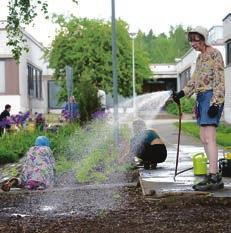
top-left (139, 112), bottom-right (231, 198)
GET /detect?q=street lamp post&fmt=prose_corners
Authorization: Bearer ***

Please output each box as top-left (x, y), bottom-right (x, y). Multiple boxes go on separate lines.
top-left (129, 32), bottom-right (137, 116)
top-left (111, 0), bottom-right (119, 145)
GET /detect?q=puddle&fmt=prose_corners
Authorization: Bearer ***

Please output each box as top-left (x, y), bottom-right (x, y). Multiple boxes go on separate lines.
top-left (40, 205), bottom-right (55, 211)
top-left (11, 213), bottom-right (31, 218)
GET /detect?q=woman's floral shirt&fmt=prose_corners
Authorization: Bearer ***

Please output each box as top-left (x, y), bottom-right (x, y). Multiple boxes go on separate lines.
top-left (21, 146), bottom-right (55, 188)
top-left (183, 47), bottom-right (225, 105)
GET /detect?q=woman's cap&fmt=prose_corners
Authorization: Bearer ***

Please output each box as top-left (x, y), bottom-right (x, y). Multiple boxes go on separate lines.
top-left (188, 26), bottom-right (210, 45)
top-left (35, 136), bottom-right (50, 147)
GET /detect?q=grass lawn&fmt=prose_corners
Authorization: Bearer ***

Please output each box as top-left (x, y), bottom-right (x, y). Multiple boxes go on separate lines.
top-left (178, 122), bottom-right (231, 147)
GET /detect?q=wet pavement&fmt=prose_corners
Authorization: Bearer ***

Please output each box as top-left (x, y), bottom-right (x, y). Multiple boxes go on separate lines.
top-left (140, 114), bottom-right (231, 197)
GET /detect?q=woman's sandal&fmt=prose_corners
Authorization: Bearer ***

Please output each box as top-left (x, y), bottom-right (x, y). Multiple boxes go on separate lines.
top-left (1, 178), bottom-right (18, 192)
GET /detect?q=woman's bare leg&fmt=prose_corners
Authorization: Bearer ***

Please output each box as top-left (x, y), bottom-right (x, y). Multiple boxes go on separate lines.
top-left (200, 126), bottom-right (218, 174)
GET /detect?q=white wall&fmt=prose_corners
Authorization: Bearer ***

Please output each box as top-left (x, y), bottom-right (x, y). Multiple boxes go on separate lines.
top-left (175, 49), bottom-right (198, 91)
top-left (215, 45), bottom-right (226, 61)
top-left (223, 14), bottom-right (231, 124)
top-left (150, 64), bottom-right (176, 73)
top-left (18, 31), bottom-right (51, 113)
top-left (223, 14), bottom-right (231, 42)
top-left (224, 67), bottom-right (231, 123)
top-left (176, 49), bottom-right (198, 72)
top-left (0, 96), bottom-right (20, 114)
top-left (0, 27), bottom-right (12, 56)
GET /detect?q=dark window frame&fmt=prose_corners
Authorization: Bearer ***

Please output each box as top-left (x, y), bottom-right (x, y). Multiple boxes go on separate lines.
top-left (27, 64), bottom-right (42, 99)
top-left (226, 40), bottom-right (231, 66)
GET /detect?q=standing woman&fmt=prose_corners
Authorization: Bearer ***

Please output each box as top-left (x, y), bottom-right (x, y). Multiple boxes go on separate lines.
top-left (64, 96), bottom-right (79, 120)
top-left (173, 26), bottom-right (225, 191)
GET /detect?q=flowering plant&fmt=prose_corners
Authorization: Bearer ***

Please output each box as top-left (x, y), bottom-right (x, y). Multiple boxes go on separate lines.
top-left (91, 110), bottom-right (107, 119)
top-left (34, 112), bottom-right (45, 130)
top-left (0, 111), bottom-right (30, 128)
top-left (0, 111), bottom-right (46, 132)
top-left (61, 109), bottom-right (71, 121)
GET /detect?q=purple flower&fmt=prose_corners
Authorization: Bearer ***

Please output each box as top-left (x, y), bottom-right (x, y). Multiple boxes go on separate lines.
top-left (61, 109), bottom-right (72, 121)
top-left (0, 111), bottom-right (31, 128)
top-left (0, 117), bottom-right (13, 128)
top-left (35, 113), bottom-right (45, 125)
top-left (91, 110), bottom-right (107, 119)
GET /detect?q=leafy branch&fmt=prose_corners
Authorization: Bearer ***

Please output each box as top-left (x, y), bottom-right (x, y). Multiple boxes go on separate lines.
top-left (6, 0), bottom-right (78, 62)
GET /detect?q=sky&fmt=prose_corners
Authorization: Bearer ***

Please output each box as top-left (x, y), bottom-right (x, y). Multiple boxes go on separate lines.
top-left (1, 0), bottom-right (231, 46)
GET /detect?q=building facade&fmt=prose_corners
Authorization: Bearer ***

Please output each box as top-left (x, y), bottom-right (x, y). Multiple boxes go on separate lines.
top-left (146, 64), bottom-right (177, 93)
top-left (223, 14), bottom-right (231, 123)
top-left (0, 20), bottom-right (52, 115)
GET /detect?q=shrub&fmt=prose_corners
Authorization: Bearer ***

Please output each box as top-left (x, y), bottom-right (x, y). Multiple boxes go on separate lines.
top-left (181, 97), bottom-right (195, 113)
top-left (0, 123), bottom-right (80, 164)
top-left (165, 100), bottom-right (179, 115)
top-left (75, 70), bottom-right (100, 123)
top-left (0, 148), bottom-right (18, 163)
top-left (165, 97), bottom-right (195, 115)
top-left (0, 130), bottom-right (38, 164)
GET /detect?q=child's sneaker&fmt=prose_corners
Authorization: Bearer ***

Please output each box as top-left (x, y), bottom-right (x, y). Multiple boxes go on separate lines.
top-left (192, 173), bottom-right (224, 191)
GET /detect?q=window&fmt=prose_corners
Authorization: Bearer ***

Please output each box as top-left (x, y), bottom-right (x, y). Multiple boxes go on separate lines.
top-left (0, 61), bottom-right (5, 93)
top-left (208, 26), bottom-right (223, 44)
top-left (48, 80), bottom-right (64, 109)
top-left (179, 67), bottom-right (191, 89)
top-left (226, 40), bottom-right (231, 66)
top-left (27, 64), bottom-right (42, 99)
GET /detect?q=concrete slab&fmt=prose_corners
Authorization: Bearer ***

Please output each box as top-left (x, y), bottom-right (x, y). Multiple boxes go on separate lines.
top-left (139, 118), bottom-right (231, 198)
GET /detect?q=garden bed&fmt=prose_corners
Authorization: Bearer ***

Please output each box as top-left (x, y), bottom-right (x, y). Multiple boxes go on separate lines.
top-left (1, 183), bottom-right (231, 233)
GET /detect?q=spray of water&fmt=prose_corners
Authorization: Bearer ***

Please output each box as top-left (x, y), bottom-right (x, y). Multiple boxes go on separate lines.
top-left (117, 90), bottom-right (171, 122)
top-left (47, 90), bottom-right (172, 215)
top-left (0, 90), bottom-right (173, 217)
top-left (57, 90), bottom-right (172, 185)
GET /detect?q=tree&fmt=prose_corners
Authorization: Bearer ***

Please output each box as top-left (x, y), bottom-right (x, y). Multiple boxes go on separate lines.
top-left (75, 70), bottom-right (99, 122)
top-left (6, 0), bottom-right (78, 62)
top-left (46, 15), bottom-right (151, 100)
top-left (137, 25), bottom-right (191, 63)
top-left (169, 25), bottom-right (191, 59)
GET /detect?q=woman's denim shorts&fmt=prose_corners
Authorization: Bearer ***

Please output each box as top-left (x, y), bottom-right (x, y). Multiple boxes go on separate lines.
top-left (196, 90), bottom-right (223, 127)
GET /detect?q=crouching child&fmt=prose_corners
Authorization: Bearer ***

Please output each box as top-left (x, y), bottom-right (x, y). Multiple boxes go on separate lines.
top-left (130, 119), bottom-right (167, 169)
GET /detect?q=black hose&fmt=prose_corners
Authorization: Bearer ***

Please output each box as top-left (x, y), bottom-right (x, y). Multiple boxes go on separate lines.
top-left (175, 167), bottom-right (193, 176)
top-left (174, 101), bottom-right (182, 181)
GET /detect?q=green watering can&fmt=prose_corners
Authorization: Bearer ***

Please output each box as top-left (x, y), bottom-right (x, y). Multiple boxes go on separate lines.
top-left (192, 153), bottom-right (207, 175)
